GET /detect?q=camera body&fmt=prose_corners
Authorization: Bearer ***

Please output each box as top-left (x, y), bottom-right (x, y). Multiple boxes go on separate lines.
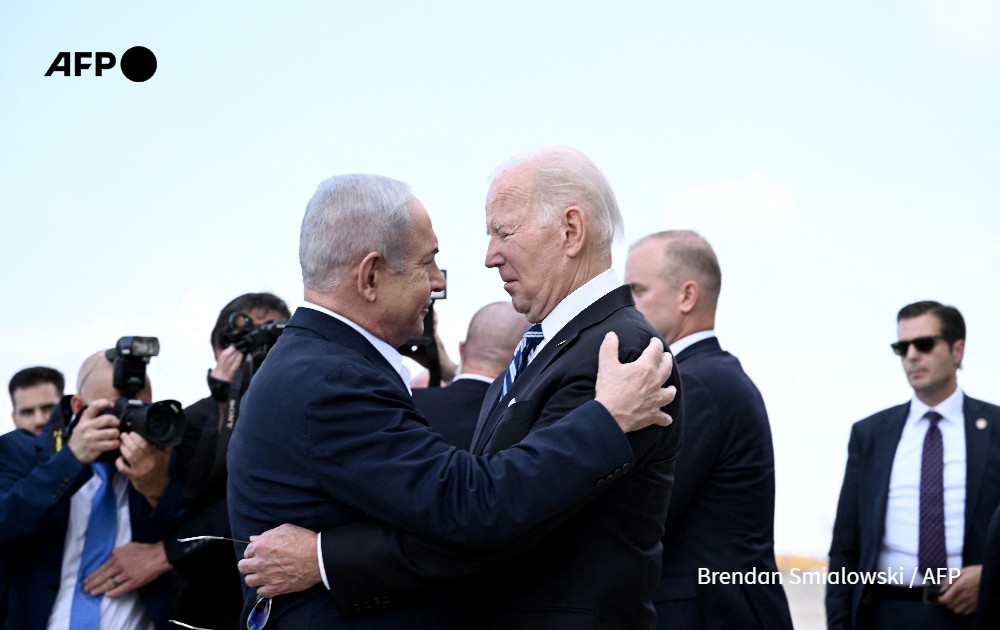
top-left (220, 313), bottom-right (287, 364)
top-left (94, 336), bottom-right (186, 460)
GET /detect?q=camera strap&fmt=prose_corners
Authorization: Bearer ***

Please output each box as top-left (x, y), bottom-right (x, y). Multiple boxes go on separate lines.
top-left (208, 360), bottom-right (253, 488)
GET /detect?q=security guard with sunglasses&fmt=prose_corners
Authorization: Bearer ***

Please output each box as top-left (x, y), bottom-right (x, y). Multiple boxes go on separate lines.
top-left (827, 300), bottom-right (1000, 629)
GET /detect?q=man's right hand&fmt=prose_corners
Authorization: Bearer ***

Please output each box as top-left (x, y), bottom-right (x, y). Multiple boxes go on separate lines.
top-left (210, 345), bottom-right (245, 383)
top-left (595, 333), bottom-right (676, 433)
top-left (66, 398), bottom-right (121, 464)
top-left (239, 523), bottom-right (322, 598)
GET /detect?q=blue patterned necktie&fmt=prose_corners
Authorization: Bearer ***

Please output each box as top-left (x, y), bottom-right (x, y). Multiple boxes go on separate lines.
top-left (69, 462), bottom-right (117, 629)
top-left (918, 410), bottom-right (947, 576)
top-left (500, 323), bottom-right (544, 400)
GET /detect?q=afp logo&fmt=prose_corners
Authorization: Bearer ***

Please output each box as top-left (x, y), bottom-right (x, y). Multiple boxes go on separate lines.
top-left (45, 46), bottom-right (157, 82)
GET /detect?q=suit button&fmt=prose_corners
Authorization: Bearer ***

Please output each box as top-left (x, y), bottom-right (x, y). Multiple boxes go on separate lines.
top-left (382, 596), bottom-right (392, 604)
top-left (614, 467), bottom-right (623, 477)
top-left (596, 479), bottom-right (606, 488)
top-left (353, 603), bottom-right (362, 611)
top-left (622, 462), bottom-right (630, 472)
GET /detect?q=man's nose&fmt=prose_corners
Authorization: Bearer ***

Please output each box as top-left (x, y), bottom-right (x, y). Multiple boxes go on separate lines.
top-left (485, 239), bottom-right (502, 268)
top-left (431, 264), bottom-right (446, 291)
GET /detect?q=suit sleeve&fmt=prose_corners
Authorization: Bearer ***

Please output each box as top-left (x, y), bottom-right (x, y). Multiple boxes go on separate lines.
top-left (300, 363), bottom-right (634, 548)
top-left (0, 433), bottom-right (89, 551)
top-left (318, 338), bottom-right (682, 614)
top-left (826, 424), bottom-right (863, 630)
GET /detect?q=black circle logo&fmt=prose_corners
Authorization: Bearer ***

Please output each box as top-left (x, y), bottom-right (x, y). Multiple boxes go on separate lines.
top-left (120, 46), bottom-right (157, 82)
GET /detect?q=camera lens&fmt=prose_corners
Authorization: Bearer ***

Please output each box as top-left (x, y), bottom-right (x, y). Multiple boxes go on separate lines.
top-left (121, 400), bottom-right (186, 447)
top-left (145, 401), bottom-right (177, 441)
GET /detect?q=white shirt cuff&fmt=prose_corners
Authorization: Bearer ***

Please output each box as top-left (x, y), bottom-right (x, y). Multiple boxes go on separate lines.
top-left (317, 531), bottom-right (330, 590)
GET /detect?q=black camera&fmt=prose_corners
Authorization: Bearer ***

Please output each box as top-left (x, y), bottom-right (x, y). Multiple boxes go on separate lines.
top-left (220, 312), bottom-right (287, 364)
top-left (96, 336), bottom-right (186, 458)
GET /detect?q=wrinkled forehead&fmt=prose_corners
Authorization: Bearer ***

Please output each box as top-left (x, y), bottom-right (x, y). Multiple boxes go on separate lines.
top-left (487, 164), bottom-right (537, 212)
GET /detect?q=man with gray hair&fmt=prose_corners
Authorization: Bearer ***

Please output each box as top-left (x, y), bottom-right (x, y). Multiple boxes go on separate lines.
top-left (240, 150), bottom-right (684, 628)
top-left (626, 230), bottom-right (792, 629)
top-left (413, 301), bottom-right (531, 449)
top-left (227, 171), bottom-right (677, 628)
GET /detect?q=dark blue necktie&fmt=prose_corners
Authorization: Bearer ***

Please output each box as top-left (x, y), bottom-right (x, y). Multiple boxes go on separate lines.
top-left (918, 410), bottom-right (947, 575)
top-left (500, 323), bottom-right (544, 400)
top-left (69, 462), bottom-right (117, 629)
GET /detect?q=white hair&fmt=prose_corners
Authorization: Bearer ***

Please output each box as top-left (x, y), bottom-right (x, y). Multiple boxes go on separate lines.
top-left (491, 146), bottom-right (623, 252)
top-left (299, 174), bottom-right (413, 290)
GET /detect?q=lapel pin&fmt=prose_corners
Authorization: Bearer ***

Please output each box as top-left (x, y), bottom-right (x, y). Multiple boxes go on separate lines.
top-left (556, 339), bottom-right (568, 346)
top-left (976, 418), bottom-right (988, 430)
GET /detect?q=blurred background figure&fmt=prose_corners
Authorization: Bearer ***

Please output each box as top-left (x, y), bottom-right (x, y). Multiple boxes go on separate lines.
top-left (827, 301), bottom-right (1000, 629)
top-left (0, 346), bottom-right (182, 629)
top-left (625, 229), bottom-right (792, 629)
top-left (412, 301), bottom-right (530, 449)
top-left (8, 366), bottom-right (64, 435)
top-left (166, 292), bottom-right (290, 629)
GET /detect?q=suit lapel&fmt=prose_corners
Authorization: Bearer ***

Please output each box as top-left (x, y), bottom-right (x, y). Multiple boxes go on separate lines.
top-left (289, 307), bottom-right (411, 397)
top-left (469, 286), bottom-right (633, 454)
top-left (964, 395), bottom-right (992, 537)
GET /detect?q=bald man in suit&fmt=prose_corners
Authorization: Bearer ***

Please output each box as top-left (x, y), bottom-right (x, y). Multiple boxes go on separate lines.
top-left (413, 301), bottom-right (530, 449)
top-left (626, 230), bottom-right (792, 629)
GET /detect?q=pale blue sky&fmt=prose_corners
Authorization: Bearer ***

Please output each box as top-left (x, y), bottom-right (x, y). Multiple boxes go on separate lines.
top-left (2, 0), bottom-right (998, 557)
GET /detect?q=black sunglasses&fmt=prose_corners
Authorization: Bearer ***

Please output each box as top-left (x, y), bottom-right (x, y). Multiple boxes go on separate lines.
top-left (890, 335), bottom-right (952, 357)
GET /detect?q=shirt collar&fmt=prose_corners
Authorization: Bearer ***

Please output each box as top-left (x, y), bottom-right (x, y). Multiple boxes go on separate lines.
top-left (450, 373), bottom-right (495, 385)
top-left (908, 387), bottom-right (964, 427)
top-left (537, 269), bottom-right (620, 353)
top-left (299, 302), bottom-right (411, 394)
top-left (669, 330), bottom-right (716, 357)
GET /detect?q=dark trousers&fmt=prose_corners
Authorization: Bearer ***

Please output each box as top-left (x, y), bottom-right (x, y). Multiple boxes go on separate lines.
top-left (865, 596), bottom-right (972, 630)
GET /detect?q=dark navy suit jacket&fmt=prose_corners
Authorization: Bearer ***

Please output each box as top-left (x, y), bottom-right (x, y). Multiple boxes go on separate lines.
top-left (412, 377), bottom-right (490, 450)
top-left (0, 416), bottom-right (183, 629)
top-left (654, 336), bottom-right (792, 629)
top-left (225, 307), bottom-right (639, 628)
top-left (827, 395), bottom-right (1000, 629)
top-left (975, 503), bottom-right (1000, 629)
top-left (317, 285), bottom-right (684, 629)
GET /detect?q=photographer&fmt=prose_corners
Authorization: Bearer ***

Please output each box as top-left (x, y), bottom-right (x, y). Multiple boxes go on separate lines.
top-left (0, 348), bottom-right (184, 629)
top-left (164, 292), bottom-right (290, 629)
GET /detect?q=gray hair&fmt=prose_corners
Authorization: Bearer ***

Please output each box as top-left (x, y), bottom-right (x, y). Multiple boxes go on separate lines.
top-left (491, 147), bottom-right (623, 252)
top-left (299, 174), bottom-right (413, 290)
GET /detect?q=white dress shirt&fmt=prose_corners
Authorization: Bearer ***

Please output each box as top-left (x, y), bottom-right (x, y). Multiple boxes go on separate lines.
top-left (668, 330), bottom-right (716, 358)
top-left (879, 387), bottom-right (967, 574)
top-left (532, 268), bottom-right (621, 364)
top-left (47, 468), bottom-right (153, 630)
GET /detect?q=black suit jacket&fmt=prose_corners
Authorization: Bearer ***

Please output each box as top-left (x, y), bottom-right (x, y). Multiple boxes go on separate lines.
top-left (226, 306), bottom-right (641, 628)
top-left (976, 502), bottom-right (1000, 629)
top-left (412, 377), bottom-right (490, 449)
top-left (653, 337), bottom-right (792, 629)
top-left (0, 414), bottom-right (183, 630)
top-left (319, 286), bottom-right (683, 629)
top-left (827, 394), bottom-right (1000, 629)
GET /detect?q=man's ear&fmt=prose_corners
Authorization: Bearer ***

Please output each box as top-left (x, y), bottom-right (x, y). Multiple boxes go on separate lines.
top-left (952, 338), bottom-right (966, 369)
top-left (678, 280), bottom-right (700, 315)
top-left (357, 251), bottom-right (384, 303)
top-left (70, 395), bottom-right (86, 415)
top-left (561, 206), bottom-right (587, 257)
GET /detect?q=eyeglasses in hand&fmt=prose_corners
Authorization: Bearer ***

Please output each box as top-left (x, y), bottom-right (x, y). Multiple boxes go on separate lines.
top-left (167, 536), bottom-right (272, 630)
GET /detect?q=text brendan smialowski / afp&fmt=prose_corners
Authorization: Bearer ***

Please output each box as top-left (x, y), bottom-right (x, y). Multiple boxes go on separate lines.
top-left (698, 567), bottom-right (961, 587)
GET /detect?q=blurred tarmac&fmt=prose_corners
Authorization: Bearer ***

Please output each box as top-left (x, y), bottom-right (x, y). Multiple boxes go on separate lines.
top-left (785, 571), bottom-right (825, 629)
